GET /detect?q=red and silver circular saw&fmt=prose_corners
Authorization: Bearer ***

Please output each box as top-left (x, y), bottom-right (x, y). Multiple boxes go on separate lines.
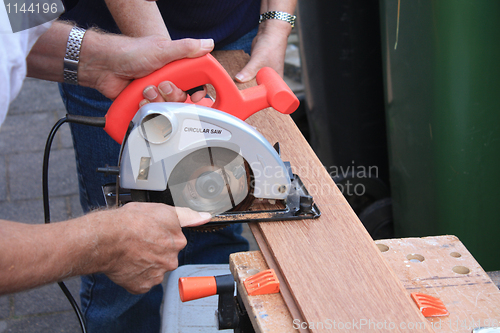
top-left (100, 54), bottom-right (320, 223)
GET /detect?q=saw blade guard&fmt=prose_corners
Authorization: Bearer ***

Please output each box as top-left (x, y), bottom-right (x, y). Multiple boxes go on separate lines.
top-left (104, 54), bottom-right (300, 144)
top-left (119, 103), bottom-right (291, 215)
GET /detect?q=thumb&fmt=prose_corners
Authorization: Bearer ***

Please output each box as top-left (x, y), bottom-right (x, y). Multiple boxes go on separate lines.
top-left (154, 38), bottom-right (214, 68)
top-left (187, 39), bottom-right (215, 58)
top-left (175, 207), bottom-right (212, 227)
top-left (235, 59), bottom-right (261, 83)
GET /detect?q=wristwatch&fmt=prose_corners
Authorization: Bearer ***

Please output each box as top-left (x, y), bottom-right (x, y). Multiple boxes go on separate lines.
top-left (63, 26), bottom-right (87, 85)
top-left (259, 11), bottom-right (296, 28)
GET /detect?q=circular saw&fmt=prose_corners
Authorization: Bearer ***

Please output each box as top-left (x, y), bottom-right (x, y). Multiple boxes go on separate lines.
top-left (99, 54), bottom-right (320, 222)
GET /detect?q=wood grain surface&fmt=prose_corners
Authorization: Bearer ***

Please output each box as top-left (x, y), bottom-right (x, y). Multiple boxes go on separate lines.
top-left (212, 50), bottom-right (434, 332)
top-left (376, 235), bottom-right (500, 332)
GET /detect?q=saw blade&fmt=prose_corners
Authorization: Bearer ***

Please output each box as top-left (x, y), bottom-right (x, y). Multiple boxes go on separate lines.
top-left (167, 147), bottom-right (252, 215)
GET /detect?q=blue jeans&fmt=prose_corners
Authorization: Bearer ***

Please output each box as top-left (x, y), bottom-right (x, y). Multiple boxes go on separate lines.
top-left (59, 27), bottom-right (257, 333)
top-left (219, 26), bottom-right (257, 54)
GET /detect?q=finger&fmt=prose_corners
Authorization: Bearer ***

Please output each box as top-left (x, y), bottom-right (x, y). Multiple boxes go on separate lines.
top-left (190, 88), bottom-right (208, 103)
top-left (142, 85), bottom-right (165, 103)
top-left (158, 81), bottom-right (189, 102)
top-left (175, 207), bottom-right (212, 227)
top-left (234, 59), bottom-right (261, 83)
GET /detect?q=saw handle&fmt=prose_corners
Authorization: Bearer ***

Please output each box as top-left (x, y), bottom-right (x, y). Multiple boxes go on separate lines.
top-left (104, 54), bottom-right (300, 143)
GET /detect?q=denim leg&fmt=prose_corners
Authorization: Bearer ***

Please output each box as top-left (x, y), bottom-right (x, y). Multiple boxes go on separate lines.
top-left (179, 225), bottom-right (249, 265)
top-left (58, 84), bottom-right (120, 213)
top-left (80, 274), bottom-right (163, 333)
top-left (218, 26), bottom-right (258, 54)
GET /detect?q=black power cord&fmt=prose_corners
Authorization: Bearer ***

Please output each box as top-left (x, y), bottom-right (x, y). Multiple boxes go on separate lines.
top-left (43, 115), bottom-right (106, 333)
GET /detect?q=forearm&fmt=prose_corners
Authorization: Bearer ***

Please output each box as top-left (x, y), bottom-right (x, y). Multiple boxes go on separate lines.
top-left (26, 20), bottom-right (125, 87)
top-left (26, 21), bottom-right (72, 82)
top-left (27, 19), bottom-right (213, 100)
top-left (26, 21), bottom-right (163, 98)
top-left (0, 215), bottom-right (110, 295)
top-left (0, 203), bottom-right (209, 296)
top-left (105, 0), bottom-right (170, 38)
top-left (261, 0), bottom-right (297, 15)
top-left (234, 0), bottom-right (297, 81)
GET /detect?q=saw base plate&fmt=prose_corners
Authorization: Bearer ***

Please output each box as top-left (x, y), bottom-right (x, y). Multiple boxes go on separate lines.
top-left (102, 174), bottom-right (320, 225)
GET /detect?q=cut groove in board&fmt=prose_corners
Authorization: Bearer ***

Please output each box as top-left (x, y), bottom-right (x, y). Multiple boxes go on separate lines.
top-left (249, 223), bottom-right (308, 333)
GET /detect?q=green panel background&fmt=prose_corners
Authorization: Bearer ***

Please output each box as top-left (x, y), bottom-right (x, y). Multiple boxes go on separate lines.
top-left (380, 0), bottom-right (500, 270)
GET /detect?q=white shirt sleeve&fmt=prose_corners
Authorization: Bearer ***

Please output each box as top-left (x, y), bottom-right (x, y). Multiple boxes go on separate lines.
top-left (0, 8), bottom-right (52, 127)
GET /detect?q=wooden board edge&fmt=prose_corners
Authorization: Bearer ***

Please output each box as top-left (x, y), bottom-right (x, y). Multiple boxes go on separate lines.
top-left (249, 222), bottom-right (309, 333)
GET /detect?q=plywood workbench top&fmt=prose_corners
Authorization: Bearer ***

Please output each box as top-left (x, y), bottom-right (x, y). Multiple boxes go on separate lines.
top-left (231, 236), bottom-right (500, 332)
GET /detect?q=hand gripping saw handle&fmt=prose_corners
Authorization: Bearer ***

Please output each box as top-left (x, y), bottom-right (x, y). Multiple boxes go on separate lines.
top-left (104, 53), bottom-right (300, 143)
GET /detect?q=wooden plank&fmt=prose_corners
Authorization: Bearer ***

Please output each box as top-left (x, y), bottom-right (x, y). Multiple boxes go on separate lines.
top-left (213, 50), bottom-right (433, 332)
top-left (376, 235), bottom-right (500, 332)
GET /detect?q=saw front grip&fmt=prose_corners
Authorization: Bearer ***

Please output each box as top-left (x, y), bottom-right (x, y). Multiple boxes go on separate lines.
top-left (104, 53), bottom-right (300, 143)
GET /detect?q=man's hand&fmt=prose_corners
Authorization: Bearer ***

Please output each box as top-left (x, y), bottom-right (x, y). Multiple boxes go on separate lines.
top-left (234, 19), bottom-right (291, 83)
top-left (139, 80), bottom-right (208, 106)
top-left (0, 203), bottom-right (211, 295)
top-left (135, 21), bottom-right (292, 103)
top-left (97, 203), bottom-right (211, 294)
top-left (79, 34), bottom-right (214, 100)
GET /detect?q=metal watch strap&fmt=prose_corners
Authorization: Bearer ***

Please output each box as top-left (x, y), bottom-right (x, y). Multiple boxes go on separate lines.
top-left (63, 26), bottom-right (87, 85)
top-left (259, 11), bottom-right (296, 28)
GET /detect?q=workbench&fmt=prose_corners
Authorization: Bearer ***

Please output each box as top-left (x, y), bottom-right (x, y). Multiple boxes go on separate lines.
top-left (230, 235), bottom-right (500, 333)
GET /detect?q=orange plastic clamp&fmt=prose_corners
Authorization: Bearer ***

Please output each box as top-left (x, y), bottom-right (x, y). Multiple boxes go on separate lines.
top-left (104, 54), bottom-right (300, 143)
top-left (243, 269), bottom-right (280, 296)
top-left (411, 292), bottom-right (449, 317)
top-left (178, 276), bottom-right (217, 302)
